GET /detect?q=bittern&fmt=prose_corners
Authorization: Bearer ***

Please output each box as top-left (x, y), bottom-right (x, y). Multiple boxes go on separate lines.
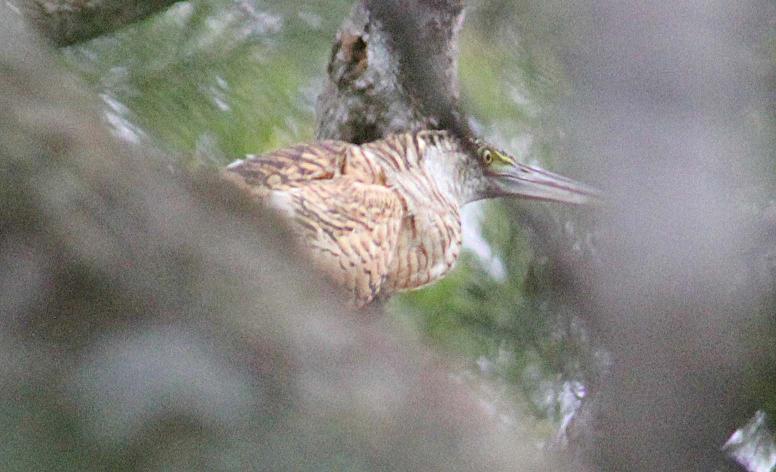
top-left (224, 130), bottom-right (598, 306)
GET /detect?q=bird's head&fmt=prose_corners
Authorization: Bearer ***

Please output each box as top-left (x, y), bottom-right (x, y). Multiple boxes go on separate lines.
top-left (463, 139), bottom-right (600, 205)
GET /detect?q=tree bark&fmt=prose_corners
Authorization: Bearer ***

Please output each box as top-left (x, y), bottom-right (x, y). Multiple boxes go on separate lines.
top-left (22, 0), bottom-right (184, 46)
top-left (315, 0), bottom-right (467, 143)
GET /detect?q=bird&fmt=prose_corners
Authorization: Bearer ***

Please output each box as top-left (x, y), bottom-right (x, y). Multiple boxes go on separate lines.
top-left (223, 130), bottom-right (598, 307)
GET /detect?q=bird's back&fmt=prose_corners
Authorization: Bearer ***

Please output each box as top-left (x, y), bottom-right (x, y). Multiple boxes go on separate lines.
top-left (224, 133), bottom-right (464, 306)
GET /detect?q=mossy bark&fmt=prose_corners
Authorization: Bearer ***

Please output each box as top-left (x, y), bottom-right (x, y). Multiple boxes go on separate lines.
top-left (315, 0), bottom-right (465, 143)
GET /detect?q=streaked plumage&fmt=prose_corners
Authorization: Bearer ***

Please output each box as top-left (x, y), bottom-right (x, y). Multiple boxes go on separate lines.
top-left (224, 130), bottom-right (597, 306)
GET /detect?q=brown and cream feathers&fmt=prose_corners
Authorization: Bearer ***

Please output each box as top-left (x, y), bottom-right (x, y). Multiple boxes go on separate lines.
top-left (223, 131), bottom-right (467, 306)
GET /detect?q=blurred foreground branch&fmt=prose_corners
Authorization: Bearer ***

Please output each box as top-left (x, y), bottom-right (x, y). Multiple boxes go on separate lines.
top-left (539, 2), bottom-right (776, 471)
top-left (22, 0), bottom-right (184, 46)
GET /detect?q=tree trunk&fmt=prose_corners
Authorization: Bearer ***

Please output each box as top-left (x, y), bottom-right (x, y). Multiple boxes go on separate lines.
top-left (315, 0), bottom-right (466, 143)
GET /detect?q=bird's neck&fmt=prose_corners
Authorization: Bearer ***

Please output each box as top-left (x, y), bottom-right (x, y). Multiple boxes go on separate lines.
top-left (367, 131), bottom-right (469, 202)
top-left (417, 132), bottom-right (469, 204)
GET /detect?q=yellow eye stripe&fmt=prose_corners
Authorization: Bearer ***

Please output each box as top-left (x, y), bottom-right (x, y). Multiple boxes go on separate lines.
top-left (491, 149), bottom-right (515, 166)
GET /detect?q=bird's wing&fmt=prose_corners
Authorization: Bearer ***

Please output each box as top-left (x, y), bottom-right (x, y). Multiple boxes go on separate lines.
top-left (273, 177), bottom-right (404, 306)
top-left (222, 140), bottom-right (351, 197)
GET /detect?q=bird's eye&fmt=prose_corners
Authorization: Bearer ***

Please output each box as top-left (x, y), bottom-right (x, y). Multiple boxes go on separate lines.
top-left (482, 150), bottom-right (493, 165)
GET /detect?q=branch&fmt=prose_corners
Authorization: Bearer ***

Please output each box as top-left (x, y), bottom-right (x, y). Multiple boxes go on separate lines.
top-left (23, 0), bottom-right (184, 46)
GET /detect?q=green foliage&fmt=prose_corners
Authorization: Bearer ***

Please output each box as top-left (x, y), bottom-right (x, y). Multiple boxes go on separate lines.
top-left (65, 0), bottom-right (352, 166)
top-left (390, 203), bottom-right (589, 420)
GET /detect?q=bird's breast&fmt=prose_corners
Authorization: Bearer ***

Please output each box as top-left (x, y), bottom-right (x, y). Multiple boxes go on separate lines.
top-left (384, 168), bottom-right (463, 294)
top-left (386, 208), bottom-right (462, 293)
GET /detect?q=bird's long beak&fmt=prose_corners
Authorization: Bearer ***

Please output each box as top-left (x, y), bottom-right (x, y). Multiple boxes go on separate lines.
top-left (492, 162), bottom-right (601, 205)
